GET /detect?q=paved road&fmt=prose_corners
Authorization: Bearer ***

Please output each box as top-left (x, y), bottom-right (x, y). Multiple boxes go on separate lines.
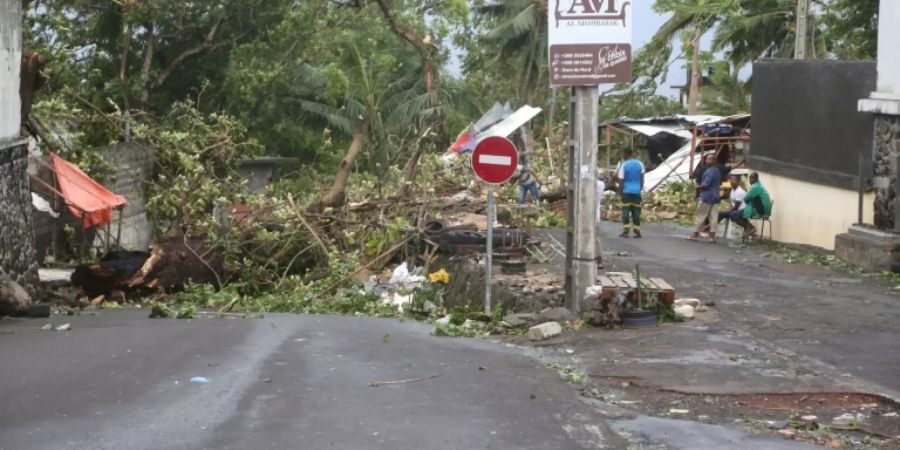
top-left (593, 221), bottom-right (900, 398)
top-left (0, 311), bottom-right (623, 450)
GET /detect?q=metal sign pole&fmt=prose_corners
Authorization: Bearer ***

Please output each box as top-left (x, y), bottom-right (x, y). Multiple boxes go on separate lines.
top-left (485, 185), bottom-right (495, 314)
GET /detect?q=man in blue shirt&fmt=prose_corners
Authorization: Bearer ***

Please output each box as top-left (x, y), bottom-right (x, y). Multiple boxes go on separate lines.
top-left (617, 148), bottom-right (645, 238)
top-left (689, 153), bottom-right (723, 242)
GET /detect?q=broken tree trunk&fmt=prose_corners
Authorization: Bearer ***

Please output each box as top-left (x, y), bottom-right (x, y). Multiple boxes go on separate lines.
top-left (309, 126), bottom-right (364, 212)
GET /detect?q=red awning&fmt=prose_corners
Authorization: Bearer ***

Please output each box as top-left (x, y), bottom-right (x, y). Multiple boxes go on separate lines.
top-left (50, 152), bottom-right (126, 229)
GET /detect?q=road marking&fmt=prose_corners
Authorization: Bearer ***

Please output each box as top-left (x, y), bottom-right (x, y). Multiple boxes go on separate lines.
top-left (479, 155), bottom-right (512, 166)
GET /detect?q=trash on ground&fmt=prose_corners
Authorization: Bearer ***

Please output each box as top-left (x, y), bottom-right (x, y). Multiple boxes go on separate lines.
top-left (427, 268), bottom-right (450, 284)
top-left (190, 376), bottom-right (210, 384)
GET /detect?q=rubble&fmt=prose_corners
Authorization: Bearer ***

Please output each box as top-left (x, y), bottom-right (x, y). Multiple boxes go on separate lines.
top-left (536, 307), bottom-right (576, 323)
top-left (674, 305), bottom-right (695, 320)
top-left (528, 321), bottom-right (562, 341)
top-left (0, 272), bottom-right (31, 315)
top-left (673, 298), bottom-right (700, 308)
top-left (502, 313), bottom-right (538, 327)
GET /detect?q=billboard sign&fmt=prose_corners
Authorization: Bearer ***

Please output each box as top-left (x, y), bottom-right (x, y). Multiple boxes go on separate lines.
top-left (548, 0), bottom-right (633, 86)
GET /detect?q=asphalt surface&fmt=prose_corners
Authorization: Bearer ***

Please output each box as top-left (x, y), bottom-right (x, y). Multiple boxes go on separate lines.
top-left (0, 311), bottom-right (624, 450)
top-left (593, 221), bottom-right (900, 399)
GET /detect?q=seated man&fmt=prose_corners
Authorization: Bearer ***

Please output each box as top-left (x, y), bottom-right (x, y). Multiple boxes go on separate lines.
top-left (742, 171), bottom-right (773, 237)
top-left (717, 174), bottom-right (751, 235)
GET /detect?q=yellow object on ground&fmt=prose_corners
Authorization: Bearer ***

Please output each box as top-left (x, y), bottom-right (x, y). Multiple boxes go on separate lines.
top-left (428, 268), bottom-right (450, 284)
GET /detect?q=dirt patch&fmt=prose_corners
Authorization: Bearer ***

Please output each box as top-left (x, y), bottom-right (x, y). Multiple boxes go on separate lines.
top-left (594, 383), bottom-right (900, 448)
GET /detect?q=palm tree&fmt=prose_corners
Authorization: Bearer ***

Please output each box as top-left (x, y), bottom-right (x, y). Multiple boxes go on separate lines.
top-left (712, 0), bottom-right (827, 67)
top-left (302, 43), bottom-right (472, 210)
top-left (641, 0), bottom-right (737, 114)
top-left (475, 0), bottom-right (548, 162)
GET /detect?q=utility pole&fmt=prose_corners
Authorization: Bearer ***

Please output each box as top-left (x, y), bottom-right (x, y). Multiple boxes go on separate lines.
top-left (795, 0), bottom-right (809, 60)
top-left (564, 86), bottom-right (598, 313)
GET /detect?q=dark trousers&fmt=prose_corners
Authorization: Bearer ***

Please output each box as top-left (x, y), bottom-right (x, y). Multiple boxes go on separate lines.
top-left (621, 193), bottom-right (642, 230)
top-left (717, 209), bottom-right (749, 228)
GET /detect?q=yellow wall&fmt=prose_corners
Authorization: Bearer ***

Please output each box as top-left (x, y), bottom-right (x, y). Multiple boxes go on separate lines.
top-left (753, 171), bottom-right (874, 250)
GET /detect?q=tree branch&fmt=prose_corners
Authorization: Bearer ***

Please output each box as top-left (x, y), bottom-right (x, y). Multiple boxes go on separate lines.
top-left (152, 16), bottom-right (224, 89)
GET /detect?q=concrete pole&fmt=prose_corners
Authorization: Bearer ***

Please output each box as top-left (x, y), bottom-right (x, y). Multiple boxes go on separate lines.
top-left (564, 86), bottom-right (598, 313)
top-left (795, 0), bottom-right (809, 60)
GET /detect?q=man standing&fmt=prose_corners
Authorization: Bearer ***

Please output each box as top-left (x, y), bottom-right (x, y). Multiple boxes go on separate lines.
top-left (617, 148), bottom-right (645, 238)
top-left (689, 154), bottom-right (722, 242)
top-left (512, 164), bottom-right (541, 204)
top-left (742, 172), bottom-right (772, 237)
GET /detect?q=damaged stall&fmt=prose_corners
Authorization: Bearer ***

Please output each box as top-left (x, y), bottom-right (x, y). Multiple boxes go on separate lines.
top-left (29, 152), bottom-right (127, 258)
top-left (600, 114), bottom-right (751, 192)
top-left (686, 114), bottom-right (751, 180)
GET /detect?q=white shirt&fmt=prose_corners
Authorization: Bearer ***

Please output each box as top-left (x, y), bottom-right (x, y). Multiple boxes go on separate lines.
top-left (731, 186), bottom-right (746, 211)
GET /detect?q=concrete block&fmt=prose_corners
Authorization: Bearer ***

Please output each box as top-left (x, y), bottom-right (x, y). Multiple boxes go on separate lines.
top-left (674, 305), bottom-right (695, 320)
top-left (835, 231), bottom-right (899, 271)
top-left (674, 298), bottom-right (701, 308)
top-left (528, 321), bottom-right (562, 341)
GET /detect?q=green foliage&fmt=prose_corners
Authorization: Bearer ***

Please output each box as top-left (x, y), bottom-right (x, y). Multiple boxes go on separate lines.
top-left (148, 301), bottom-right (174, 319)
top-left (534, 210), bottom-right (567, 228)
top-left (545, 362), bottom-right (587, 384)
top-left (365, 217), bottom-right (412, 256)
top-left (138, 101), bottom-right (263, 232)
top-left (819, 0), bottom-right (879, 60)
top-left (433, 322), bottom-right (490, 338)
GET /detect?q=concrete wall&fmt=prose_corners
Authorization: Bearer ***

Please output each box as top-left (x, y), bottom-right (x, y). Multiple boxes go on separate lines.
top-left (751, 60), bottom-right (876, 190)
top-left (0, 0), bottom-right (39, 302)
top-left (755, 170), bottom-right (875, 250)
top-left (96, 142), bottom-right (156, 251)
top-left (0, 0), bottom-right (21, 139)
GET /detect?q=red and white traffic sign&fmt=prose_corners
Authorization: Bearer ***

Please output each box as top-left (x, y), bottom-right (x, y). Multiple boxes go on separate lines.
top-left (472, 136), bottom-right (519, 184)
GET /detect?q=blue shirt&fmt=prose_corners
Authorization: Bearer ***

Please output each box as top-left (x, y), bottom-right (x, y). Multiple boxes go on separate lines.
top-left (699, 166), bottom-right (722, 204)
top-left (618, 159), bottom-right (645, 195)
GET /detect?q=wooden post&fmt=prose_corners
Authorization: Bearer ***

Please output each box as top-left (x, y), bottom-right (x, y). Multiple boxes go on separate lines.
top-left (116, 207), bottom-right (124, 250)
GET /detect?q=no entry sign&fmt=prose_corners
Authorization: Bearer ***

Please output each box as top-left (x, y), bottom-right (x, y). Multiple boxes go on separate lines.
top-left (472, 136), bottom-right (519, 184)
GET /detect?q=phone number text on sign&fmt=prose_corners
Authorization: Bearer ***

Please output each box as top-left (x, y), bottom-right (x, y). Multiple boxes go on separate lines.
top-left (550, 44), bottom-right (632, 85)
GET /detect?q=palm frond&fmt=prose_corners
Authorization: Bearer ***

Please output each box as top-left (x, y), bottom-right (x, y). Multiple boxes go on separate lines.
top-left (296, 99), bottom-right (357, 135)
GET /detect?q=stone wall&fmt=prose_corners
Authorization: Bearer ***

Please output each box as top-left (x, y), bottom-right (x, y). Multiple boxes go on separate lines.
top-left (872, 115), bottom-right (900, 229)
top-left (1, 140), bottom-right (40, 298)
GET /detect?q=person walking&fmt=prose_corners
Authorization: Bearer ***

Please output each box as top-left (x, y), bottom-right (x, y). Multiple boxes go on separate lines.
top-left (617, 148), bottom-right (645, 238)
top-left (689, 154), bottom-right (722, 242)
top-left (512, 164), bottom-right (541, 204)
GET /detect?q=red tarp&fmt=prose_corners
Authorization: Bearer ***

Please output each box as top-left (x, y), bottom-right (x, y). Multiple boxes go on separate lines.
top-left (50, 152), bottom-right (126, 229)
